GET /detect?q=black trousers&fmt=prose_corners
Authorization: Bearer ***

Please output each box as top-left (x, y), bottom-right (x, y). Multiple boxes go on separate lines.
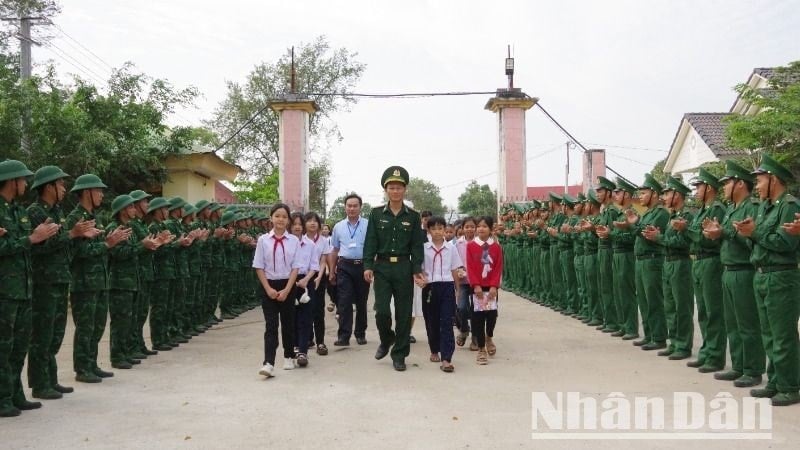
top-left (336, 260), bottom-right (369, 341)
top-left (261, 279), bottom-right (295, 365)
top-left (310, 275), bottom-right (327, 345)
top-left (472, 287), bottom-right (498, 348)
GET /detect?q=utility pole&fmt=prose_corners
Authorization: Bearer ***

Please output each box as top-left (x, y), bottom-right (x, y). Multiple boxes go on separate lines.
top-left (565, 141), bottom-right (572, 194)
top-left (2, 16), bottom-right (45, 157)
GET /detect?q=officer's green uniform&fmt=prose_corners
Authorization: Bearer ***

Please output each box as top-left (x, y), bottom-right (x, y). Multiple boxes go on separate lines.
top-left (67, 174), bottom-right (112, 382)
top-left (595, 177), bottom-right (619, 332)
top-left (610, 178), bottom-right (638, 339)
top-left (537, 202), bottom-right (553, 306)
top-left (182, 205), bottom-right (203, 331)
top-left (166, 198), bottom-right (191, 338)
top-left (571, 194), bottom-right (587, 317)
top-left (204, 203), bottom-right (226, 324)
top-left (128, 190), bottom-right (155, 356)
top-left (548, 193), bottom-right (566, 310)
top-left (0, 160), bottom-right (37, 417)
top-left (363, 166), bottom-right (425, 368)
top-left (147, 197), bottom-right (178, 350)
top-left (747, 155), bottom-right (800, 406)
top-left (26, 166), bottom-right (73, 398)
top-left (583, 191), bottom-right (603, 326)
top-left (557, 194), bottom-right (579, 314)
top-left (657, 177), bottom-right (695, 359)
top-left (631, 174), bottom-right (669, 349)
top-left (686, 168), bottom-right (727, 371)
top-left (714, 161), bottom-right (764, 385)
top-left (221, 209), bottom-right (241, 319)
top-left (106, 195), bottom-right (140, 369)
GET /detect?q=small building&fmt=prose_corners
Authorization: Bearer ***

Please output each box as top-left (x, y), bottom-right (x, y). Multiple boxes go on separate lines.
top-left (160, 144), bottom-right (242, 203)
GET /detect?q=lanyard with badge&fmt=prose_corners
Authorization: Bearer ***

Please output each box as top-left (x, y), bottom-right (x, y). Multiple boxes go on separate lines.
top-left (346, 219), bottom-right (359, 248)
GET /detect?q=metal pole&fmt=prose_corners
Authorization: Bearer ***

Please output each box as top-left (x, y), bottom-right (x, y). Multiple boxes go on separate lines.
top-left (19, 17), bottom-right (33, 156)
top-left (565, 141), bottom-right (570, 194)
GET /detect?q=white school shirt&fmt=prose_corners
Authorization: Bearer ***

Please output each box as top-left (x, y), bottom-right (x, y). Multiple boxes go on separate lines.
top-left (455, 236), bottom-right (471, 285)
top-left (423, 240), bottom-right (463, 283)
top-left (293, 234), bottom-right (321, 275)
top-left (252, 231), bottom-right (300, 280)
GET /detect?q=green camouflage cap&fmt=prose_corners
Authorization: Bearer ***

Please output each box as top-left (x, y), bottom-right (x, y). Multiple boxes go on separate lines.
top-left (146, 197), bottom-right (170, 213)
top-left (548, 191), bottom-right (563, 203)
top-left (689, 167), bottom-right (722, 190)
top-left (168, 197), bottom-right (186, 211)
top-left (751, 153), bottom-right (794, 183)
top-left (639, 173), bottom-right (663, 193)
top-left (587, 189), bottom-right (601, 205)
top-left (0, 159), bottom-right (34, 182)
top-left (596, 176), bottom-right (616, 191)
top-left (381, 165), bottom-right (409, 187)
top-left (219, 211), bottom-right (237, 226)
top-left (70, 174), bottom-right (107, 192)
top-left (719, 160), bottom-right (755, 184)
top-left (663, 176), bottom-right (691, 196)
top-left (111, 194), bottom-right (136, 217)
top-left (31, 165), bottom-right (69, 189)
top-left (562, 193), bottom-right (578, 206)
top-left (614, 177), bottom-right (637, 194)
top-left (129, 190), bottom-right (152, 201)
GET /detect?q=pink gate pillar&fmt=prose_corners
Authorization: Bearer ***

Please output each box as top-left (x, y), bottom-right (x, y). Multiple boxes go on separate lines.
top-left (270, 97), bottom-right (319, 211)
top-left (485, 91), bottom-right (537, 207)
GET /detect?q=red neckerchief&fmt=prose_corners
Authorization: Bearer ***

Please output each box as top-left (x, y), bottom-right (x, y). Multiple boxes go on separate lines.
top-left (272, 234), bottom-right (287, 271)
top-left (432, 244), bottom-right (446, 279)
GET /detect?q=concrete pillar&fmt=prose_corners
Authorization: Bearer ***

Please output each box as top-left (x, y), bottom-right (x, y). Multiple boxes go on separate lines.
top-left (582, 149), bottom-right (606, 193)
top-left (270, 96), bottom-right (319, 211)
top-left (485, 89), bottom-right (537, 206)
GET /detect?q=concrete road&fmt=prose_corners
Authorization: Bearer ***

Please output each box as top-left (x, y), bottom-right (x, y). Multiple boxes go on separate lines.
top-left (2, 290), bottom-right (798, 449)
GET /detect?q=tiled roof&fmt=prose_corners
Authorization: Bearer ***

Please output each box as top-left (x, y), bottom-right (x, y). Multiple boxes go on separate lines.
top-left (753, 68), bottom-right (775, 80)
top-left (683, 113), bottom-right (749, 157)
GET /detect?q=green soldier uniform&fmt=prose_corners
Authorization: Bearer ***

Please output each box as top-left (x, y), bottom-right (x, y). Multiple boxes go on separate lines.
top-left (686, 168), bottom-right (727, 372)
top-left (611, 178), bottom-right (639, 339)
top-left (583, 191), bottom-right (603, 326)
top-left (656, 177), bottom-right (695, 360)
top-left (205, 203), bottom-right (226, 324)
top-left (537, 202), bottom-right (552, 306)
top-left (595, 177), bottom-right (619, 332)
top-left (106, 195), bottom-right (141, 369)
top-left (747, 155), bottom-right (800, 406)
top-left (557, 194), bottom-right (579, 314)
top-left (221, 209), bottom-right (241, 320)
top-left (67, 174), bottom-right (113, 383)
top-left (713, 161), bottom-right (764, 387)
top-left (128, 190), bottom-right (156, 357)
top-left (548, 193), bottom-right (566, 311)
top-left (631, 174), bottom-right (670, 350)
top-left (147, 197), bottom-right (179, 350)
top-left (166, 198), bottom-right (193, 338)
top-left (0, 160), bottom-right (40, 417)
top-left (571, 194), bottom-right (587, 318)
top-left (364, 166), bottom-right (425, 371)
top-left (26, 166), bottom-right (74, 399)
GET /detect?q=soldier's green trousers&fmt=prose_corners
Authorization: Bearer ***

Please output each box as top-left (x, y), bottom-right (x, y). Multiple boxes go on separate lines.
top-left (71, 290), bottom-right (108, 373)
top-left (753, 269), bottom-right (800, 393)
top-left (540, 248), bottom-right (551, 304)
top-left (613, 252), bottom-right (637, 336)
top-left (132, 283), bottom-right (150, 353)
top-left (109, 289), bottom-right (134, 365)
top-left (663, 258), bottom-right (694, 355)
top-left (635, 257), bottom-right (666, 344)
top-left (585, 253), bottom-right (601, 322)
top-left (28, 282), bottom-right (69, 391)
top-left (170, 277), bottom-right (186, 336)
top-left (0, 300), bottom-right (31, 409)
top-left (220, 270), bottom-right (237, 316)
top-left (598, 248), bottom-right (617, 330)
top-left (531, 247), bottom-right (541, 299)
top-left (373, 259), bottom-right (413, 362)
top-left (574, 254), bottom-right (586, 315)
top-left (150, 279), bottom-right (172, 347)
top-left (722, 268), bottom-right (764, 377)
top-left (549, 246), bottom-right (563, 308)
top-left (560, 249), bottom-right (577, 313)
top-left (693, 257), bottom-right (726, 368)
top-left (205, 270), bottom-right (220, 322)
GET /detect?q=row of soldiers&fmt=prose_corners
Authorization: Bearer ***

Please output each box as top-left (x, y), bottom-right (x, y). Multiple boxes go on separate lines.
top-left (0, 159), bottom-right (267, 418)
top-left (498, 154), bottom-right (800, 407)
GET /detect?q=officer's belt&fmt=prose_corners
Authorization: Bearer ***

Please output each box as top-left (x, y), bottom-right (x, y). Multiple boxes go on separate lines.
top-left (338, 257), bottom-right (363, 265)
top-left (755, 264), bottom-right (798, 274)
top-left (613, 247), bottom-right (634, 254)
top-left (693, 252), bottom-right (720, 260)
top-left (665, 254), bottom-right (690, 261)
top-left (635, 253), bottom-right (663, 260)
top-left (724, 264), bottom-right (753, 272)
top-left (376, 254), bottom-right (409, 263)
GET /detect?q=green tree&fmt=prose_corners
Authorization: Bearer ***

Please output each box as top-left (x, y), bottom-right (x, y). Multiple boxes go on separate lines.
top-left (327, 193), bottom-right (371, 223)
top-left (725, 61), bottom-right (800, 189)
top-left (406, 177), bottom-right (445, 215)
top-left (233, 173), bottom-right (279, 204)
top-left (650, 158), bottom-right (668, 184)
top-left (457, 181), bottom-right (497, 217)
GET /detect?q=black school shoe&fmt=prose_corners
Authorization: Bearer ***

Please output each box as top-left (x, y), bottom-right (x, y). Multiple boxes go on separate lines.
top-left (393, 360), bottom-right (406, 371)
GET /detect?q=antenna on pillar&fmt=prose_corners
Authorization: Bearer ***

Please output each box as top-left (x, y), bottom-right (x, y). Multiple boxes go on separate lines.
top-left (505, 45), bottom-right (514, 89)
top-left (290, 46), bottom-right (296, 94)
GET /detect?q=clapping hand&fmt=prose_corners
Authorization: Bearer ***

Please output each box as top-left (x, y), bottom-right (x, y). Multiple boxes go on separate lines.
top-left (702, 217), bottom-right (722, 240)
top-left (29, 218), bottom-right (60, 244)
top-left (642, 225), bottom-right (660, 241)
top-left (671, 218), bottom-right (687, 232)
top-left (781, 213), bottom-right (800, 236)
top-left (733, 217), bottom-right (755, 237)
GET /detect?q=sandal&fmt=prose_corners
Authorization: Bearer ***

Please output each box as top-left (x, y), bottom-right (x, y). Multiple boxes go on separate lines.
top-left (456, 332), bottom-right (467, 347)
top-left (316, 344), bottom-right (328, 356)
top-left (486, 337), bottom-right (497, 356)
top-left (440, 362), bottom-right (455, 373)
top-left (469, 340), bottom-right (479, 351)
top-left (326, 303), bottom-right (335, 312)
top-left (297, 353), bottom-right (309, 367)
top-left (430, 353), bottom-right (441, 362)
top-left (477, 349), bottom-right (488, 365)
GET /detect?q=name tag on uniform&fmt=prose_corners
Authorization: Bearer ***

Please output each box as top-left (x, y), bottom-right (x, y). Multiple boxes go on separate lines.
top-left (348, 242), bottom-right (357, 248)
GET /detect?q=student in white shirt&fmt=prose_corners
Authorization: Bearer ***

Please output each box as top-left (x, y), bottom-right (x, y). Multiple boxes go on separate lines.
top-left (419, 216), bottom-right (463, 372)
top-left (289, 212), bottom-right (320, 367)
top-left (455, 217), bottom-right (478, 350)
top-left (253, 203), bottom-right (300, 378)
top-left (305, 212), bottom-right (332, 356)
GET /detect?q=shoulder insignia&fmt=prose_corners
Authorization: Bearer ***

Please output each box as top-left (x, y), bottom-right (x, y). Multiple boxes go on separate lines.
top-left (20, 216), bottom-right (28, 223)
top-left (401, 221), bottom-right (410, 226)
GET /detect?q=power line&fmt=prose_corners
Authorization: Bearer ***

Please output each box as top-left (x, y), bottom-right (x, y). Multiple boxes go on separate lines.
top-left (586, 143), bottom-right (667, 153)
top-left (306, 91), bottom-right (497, 98)
top-left (214, 103), bottom-right (273, 152)
top-left (440, 143), bottom-right (564, 189)
top-left (43, 42), bottom-right (109, 84)
top-left (40, 44), bottom-right (107, 85)
top-left (49, 21), bottom-right (114, 71)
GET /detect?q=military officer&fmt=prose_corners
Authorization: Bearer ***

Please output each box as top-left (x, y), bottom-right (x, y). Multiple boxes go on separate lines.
top-left (147, 197), bottom-right (180, 351)
top-left (594, 176), bottom-right (619, 333)
top-left (733, 154), bottom-right (800, 406)
top-left (557, 194), bottom-right (579, 315)
top-left (702, 160), bottom-right (765, 388)
top-left (0, 160), bottom-right (60, 417)
top-left (580, 191), bottom-right (603, 327)
top-left (67, 174), bottom-right (131, 383)
top-left (610, 177), bottom-right (638, 340)
top-left (364, 166), bottom-right (426, 371)
top-left (128, 190), bottom-right (159, 357)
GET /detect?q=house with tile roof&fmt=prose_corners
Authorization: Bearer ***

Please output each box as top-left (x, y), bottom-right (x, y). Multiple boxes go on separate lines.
top-left (160, 143), bottom-right (243, 203)
top-left (664, 67), bottom-right (773, 174)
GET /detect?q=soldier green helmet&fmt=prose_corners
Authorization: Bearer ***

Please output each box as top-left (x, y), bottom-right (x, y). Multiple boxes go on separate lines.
top-left (182, 204), bottom-right (196, 218)
top-left (596, 176), bottom-right (616, 191)
top-left (0, 159), bottom-right (34, 182)
top-left (70, 174), bottom-right (107, 193)
top-left (751, 153), bottom-right (795, 183)
top-left (111, 194), bottom-right (136, 217)
top-left (689, 167), bottom-right (722, 190)
top-left (719, 160), bottom-right (755, 184)
top-left (548, 191), bottom-right (562, 204)
top-left (576, 192), bottom-right (586, 203)
top-left (562, 193), bottom-right (578, 206)
top-left (147, 196), bottom-right (170, 213)
top-left (129, 190), bottom-right (152, 201)
top-left (219, 210), bottom-right (237, 226)
top-left (31, 165), bottom-right (70, 189)
top-left (168, 197), bottom-right (186, 211)
top-left (209, 202), bottom-right (224, 212)
top-left (587, 189), bottom-right (601, 205)
top-left (663, 176), bottom-right (691, 196)
top-left (639, 173), bottom-right (663, 193)
top-left (381, 165), bottom-right (410, 187)
top-left (614, 177), bottom-right (637, 195)
top-left (195, 199), bottom-right (211, 211)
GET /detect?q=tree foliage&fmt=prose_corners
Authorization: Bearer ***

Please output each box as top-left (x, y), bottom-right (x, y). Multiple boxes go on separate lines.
top-left (405, 177), bottom-right (445, 216)
top-left (327, 193), bottom-right (371, 223)
top-left (457, 181), bottom-right (497, 217)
